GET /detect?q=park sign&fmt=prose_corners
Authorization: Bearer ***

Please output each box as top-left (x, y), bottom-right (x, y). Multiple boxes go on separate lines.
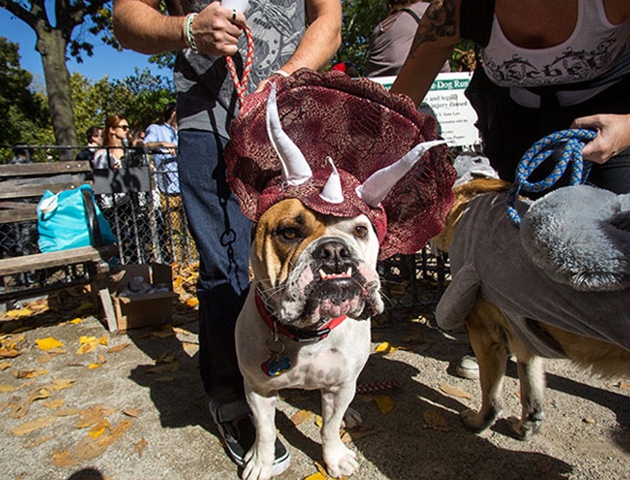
top-left (369, 72), bottom-right (481, 148)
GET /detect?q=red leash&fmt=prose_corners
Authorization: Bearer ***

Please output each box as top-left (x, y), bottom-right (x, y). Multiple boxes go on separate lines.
top-left (225, 25), bottom-right (255, 106)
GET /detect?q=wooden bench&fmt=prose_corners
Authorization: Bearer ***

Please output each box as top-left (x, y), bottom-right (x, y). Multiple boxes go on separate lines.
top-left (0, 160), bottom-right (118, 331)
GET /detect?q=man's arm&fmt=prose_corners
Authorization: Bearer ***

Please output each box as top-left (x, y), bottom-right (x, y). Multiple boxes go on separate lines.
top-left (113, 0), bottom-right (246, 56)
top-left (390, 0), bottom-right (461, 106)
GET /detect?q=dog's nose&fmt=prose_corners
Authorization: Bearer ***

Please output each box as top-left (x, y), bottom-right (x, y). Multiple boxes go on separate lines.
top-left (314, 240), bottom-right (350, 268)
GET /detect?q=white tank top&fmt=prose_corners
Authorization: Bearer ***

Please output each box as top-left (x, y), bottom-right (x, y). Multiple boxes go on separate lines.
top-left (481, 0), bottom-right (630, 106)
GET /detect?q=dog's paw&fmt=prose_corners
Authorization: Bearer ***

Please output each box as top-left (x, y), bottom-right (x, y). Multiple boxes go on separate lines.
top-left (461, 408), bottom-right (496, 433)
top-left (342, 407), bottom-right (363, 430)
top-left (508, 414), bottom-right (543, 441)
top-left (242, 448), bottom-right (273, 480)
top-left (324, 444), bottom-right (359, 478)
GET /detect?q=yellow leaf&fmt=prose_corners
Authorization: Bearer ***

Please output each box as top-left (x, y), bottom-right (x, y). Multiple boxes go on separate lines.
top-left (374, 342), bottom-right (397, 354)
top-left (0, 361), bottom-right (11, 370)
top-left (123, 408), bottom-right (140, 418)
top-left (6, 308), bottom-right (33, 318)
top-left (314, 415), bottom-right (323, 428)
top-left (35, 337), bottom-right (64, 351)
top-left (46, 378), bottom-right (76, 391)
top-left (0, 347), bottom-right (20, 358)
top-left (185, 297), bottom-right (199, 308)
top-left (99, 336), bottom-right (108, 346)
top-left (41, 399), bottom-right (65, 409)
top-left (87, 363), bottom-right (103, 370)
top-left (291, 409), bottom-right (313, 426)
top-left (53, 408), bottom-right (80, 417)
top-left (374, 394), bottom-right (394, 415)
top-left (77, 338), bottom-right (99, 355)
top-left (76, 302), bottom-right (93, 312)
top-left (11, 416), bottom-right (57, 435)
top-left (303, 473), bottom-right (328, 480)
top-left (0, 384), bottom-right (16, 393)
top-left (439, 382), bottom-right (472, 399)
top-left (69, 318), bottom-right (83, 324)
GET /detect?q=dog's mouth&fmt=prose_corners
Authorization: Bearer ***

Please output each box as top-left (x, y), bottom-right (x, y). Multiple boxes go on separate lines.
top-left (277, 239), bottom-right (383, 328)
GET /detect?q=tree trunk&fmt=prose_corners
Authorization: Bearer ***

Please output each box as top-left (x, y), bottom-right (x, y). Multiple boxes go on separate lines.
top-left (36, 28), bottom-right (78, 158)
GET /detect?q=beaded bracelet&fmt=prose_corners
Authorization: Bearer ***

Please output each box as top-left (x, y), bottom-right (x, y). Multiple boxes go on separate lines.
top-left (185, 13), bottom-right (199, 53)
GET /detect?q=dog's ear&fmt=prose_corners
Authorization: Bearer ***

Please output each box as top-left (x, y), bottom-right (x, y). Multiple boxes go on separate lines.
top-left (432, 178), bottom-right (510, 252)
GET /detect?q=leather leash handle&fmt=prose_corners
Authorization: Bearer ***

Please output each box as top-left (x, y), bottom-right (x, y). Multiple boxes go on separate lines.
top-left (81, 187), bottom-right (103, 247)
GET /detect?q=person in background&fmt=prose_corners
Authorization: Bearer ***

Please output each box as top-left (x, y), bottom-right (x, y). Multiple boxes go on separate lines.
top-left (76, 126), bottom-right (104, 163)
top-left (112, 0), bottom-right (342, 474)
top-left (144, 102), bottom-right (179, 194)
top-left (9, 146), bottom-right (33, 164)
top-left (93, 116), bottom-right (130, 169)
top-left (366, 0), bottom-right (450, 78)
top-left (391, 0), bottom-right (630, 379)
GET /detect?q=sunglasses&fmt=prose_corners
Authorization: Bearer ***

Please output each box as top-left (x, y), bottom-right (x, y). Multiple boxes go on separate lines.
top-left (117, 125), bottom-right (130, 131)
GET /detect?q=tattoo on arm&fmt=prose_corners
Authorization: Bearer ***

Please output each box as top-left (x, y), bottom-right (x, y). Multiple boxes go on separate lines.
top-left (410, 0), bottom-right (457, 51)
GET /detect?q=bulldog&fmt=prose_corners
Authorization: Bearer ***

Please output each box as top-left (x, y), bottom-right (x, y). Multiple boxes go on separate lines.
top-left (433, 171), bottom-right (630, 440)
top-left (227, 73), bottom-right (454, 479)
top-left (235, 197), bottom-right (382, 479)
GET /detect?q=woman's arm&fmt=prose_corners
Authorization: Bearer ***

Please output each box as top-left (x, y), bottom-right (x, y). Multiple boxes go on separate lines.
top-left (390, 0), bottom-right (462, 106)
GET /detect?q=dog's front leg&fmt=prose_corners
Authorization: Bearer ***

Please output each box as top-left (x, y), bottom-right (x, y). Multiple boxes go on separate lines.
top-left (242, 382), bottom-right (280, 480)
top-left (321, 385), bottom-right (359, 478)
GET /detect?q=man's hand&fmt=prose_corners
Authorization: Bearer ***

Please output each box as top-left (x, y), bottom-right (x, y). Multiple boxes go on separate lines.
top-left (572, 114), bottom-right (630, 164)
top-left (193, 3), bottom-right (246, 56)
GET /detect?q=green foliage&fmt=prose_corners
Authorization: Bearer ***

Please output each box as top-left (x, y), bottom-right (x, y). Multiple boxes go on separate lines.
top-left (0, 37), bottom-right (53, 162)
top-left (71, 68), bottom-right (175, 141)
top-left (338, 0), bottom-right (388, 75)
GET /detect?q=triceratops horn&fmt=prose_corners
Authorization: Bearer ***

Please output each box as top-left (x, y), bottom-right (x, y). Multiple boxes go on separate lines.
top-left (319, 157), bottom-right (344, 204)
top-left (357, 140), bottom-right (446, 207)
top-left (266, 82), bottom-right (312, 186)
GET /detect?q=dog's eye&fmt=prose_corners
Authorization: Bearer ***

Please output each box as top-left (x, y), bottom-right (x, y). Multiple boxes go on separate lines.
top-left (354, 225), bottom-right (369, 239)
top-left (279, 227), bottom-right (300, 242)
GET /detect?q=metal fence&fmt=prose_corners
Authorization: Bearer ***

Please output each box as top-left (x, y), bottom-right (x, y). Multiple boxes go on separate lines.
top-left (0, 145), bottom-right (448, 313)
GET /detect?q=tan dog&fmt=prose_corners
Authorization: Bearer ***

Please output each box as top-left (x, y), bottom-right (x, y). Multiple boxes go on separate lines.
top-left (235, 197), bottom-right (382, 479)
top-left (433, 178), bottom-right (630, 440)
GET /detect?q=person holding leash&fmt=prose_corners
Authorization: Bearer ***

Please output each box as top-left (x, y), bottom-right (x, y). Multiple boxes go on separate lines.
top-left (113, 0), bottom-right (342, 474)
top-left (391, 0), bottom-right (630, 378)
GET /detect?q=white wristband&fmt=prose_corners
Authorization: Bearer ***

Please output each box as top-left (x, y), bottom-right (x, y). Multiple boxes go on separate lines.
top-left (185, 13), bottom-right (199, 53)
top-left (273, 69), bottom-right (289, 78)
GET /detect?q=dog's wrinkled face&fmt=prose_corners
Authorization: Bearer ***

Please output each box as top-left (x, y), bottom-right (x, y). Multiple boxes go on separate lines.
top-left (252, 198), bottom-right (383, 328)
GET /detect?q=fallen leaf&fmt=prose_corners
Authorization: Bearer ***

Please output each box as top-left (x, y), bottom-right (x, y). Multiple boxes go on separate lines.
top-left (41, 399), bottom-right (66, 410)
top-left (422, 409), bottom-right (450, 432)
top-left (314, 415), bottom-right (323, 428)
top-left (0, 361), bottom-right (11, 370)
top-left (77, 337), bottom-right (99, 355)
top-left (616, 382), bottom-right (630, 392)
top-left (0, 384), bottom-right (17, 393)
top-left (36, 354), bottom-right (53, 364)
top-left (14, 369), bottom-right (48, 379)
top-left (341, 428), bottom-right (377, 443)
top-left (53, 408), bottom-right (80, 417)
top-left (146, 362), bottom-right (179, 374)
top-left (35, 337), bottom-right (64, 351)
top-left (87, 363), bottom-right (103, 370)
top-left (6, 308), bottom-right (33, 318)
top-left (52, 448), bottom-right (78, 467)
top-left (0, 347), bottom-right (21, 358)
top-left (374, 342), bottom-right (397, 354)
top-left (303, 473), bottom-right (328, 480)
top-left (69, 318), bottom-right (83, 324)
top-left (123, 408), bottom-right (140, 418)
top-left (107, 343), bottom-right (130, 353)
top-left (439, 382), bottom-right (472, 399)
top-left (150, 330), bottom-right (175, 339)
top-left (374, 394), bottom-right (394, 415)
top-left (11, 416), bottom-right (57, 435)
top-left (99, 336), bottom-right (108, 346)
top-left (25, 435), bottom-right (54, 448)
top-left (45, 378), bottom-right (76, 392)
top-left (135, 438), bottom-right (148, 456)
top-left (291, 409), bottom-right (313, 426)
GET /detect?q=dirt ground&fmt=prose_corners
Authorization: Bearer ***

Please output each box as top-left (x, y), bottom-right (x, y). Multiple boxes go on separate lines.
top-left (0, 286), bottom-right (629, 480)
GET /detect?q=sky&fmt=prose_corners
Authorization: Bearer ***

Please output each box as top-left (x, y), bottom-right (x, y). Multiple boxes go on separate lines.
top-left (1, 7), bottom-right (168, 86)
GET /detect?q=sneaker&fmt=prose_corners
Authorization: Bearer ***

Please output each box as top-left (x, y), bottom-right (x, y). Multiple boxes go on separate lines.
top-left (210, 400), bottom-right (290, 476)
top-left (456, 354), bottom-right (480, 380)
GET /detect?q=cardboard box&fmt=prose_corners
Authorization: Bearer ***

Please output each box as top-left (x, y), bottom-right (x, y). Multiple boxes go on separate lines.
top-left (110, 263), bottom-right (178, 332)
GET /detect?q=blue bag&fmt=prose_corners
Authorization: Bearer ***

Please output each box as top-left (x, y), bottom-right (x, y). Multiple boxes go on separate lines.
top-left (37, 184), bottom-right (117, 253)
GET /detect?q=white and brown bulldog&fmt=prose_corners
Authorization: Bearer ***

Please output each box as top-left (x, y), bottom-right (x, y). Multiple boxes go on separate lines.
top-left (235, 197), bottom-right (382, 480)
top-left (227, 73), bottom-right (454, 480)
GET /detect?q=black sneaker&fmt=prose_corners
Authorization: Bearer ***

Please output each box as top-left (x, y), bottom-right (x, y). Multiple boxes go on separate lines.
top-left (210, 400), bottom-right (290, 476)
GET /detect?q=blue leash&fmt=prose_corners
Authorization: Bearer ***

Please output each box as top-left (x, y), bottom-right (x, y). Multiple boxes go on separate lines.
top-left (506, 129), bottom-right (596, 226)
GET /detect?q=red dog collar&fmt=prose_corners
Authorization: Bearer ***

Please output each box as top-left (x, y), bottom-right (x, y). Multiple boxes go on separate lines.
top-left (254, 287), bottom-right (347, 343)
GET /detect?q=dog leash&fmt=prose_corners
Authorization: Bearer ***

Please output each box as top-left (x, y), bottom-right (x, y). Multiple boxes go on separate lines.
top-left (225, 25), bottom-right (255, 106)
top-left (506, 129), bottom-right (596, 227)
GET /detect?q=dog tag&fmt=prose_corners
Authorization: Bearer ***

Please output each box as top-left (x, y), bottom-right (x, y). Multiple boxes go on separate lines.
top-left (261, 355), bottom-right (291, 376)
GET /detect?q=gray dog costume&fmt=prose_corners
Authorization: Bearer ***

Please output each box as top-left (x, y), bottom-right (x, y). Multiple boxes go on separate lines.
top-left (436, 184), bottom-right (630, 358)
